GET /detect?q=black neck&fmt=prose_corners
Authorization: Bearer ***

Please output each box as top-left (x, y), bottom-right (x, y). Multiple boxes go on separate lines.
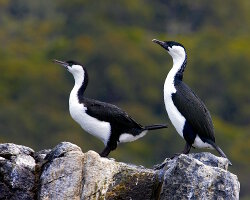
top-left (174, 54), bottom-right (187, 82)
top-left (77, 68), bottom-right (89, 100)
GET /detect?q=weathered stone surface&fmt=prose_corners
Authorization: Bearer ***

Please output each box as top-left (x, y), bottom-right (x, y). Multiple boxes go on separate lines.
top-left (0, 143), bottom-right (34, 157)
top-left (0, 142), bottom-right (240, 200)
top-left (158, 153), bottom-right (240, 200)
top-left (188, 152), bottom-right (229, 170)
top-left (38, 142), bottom-right (84, 200)
top-left (0, 143), bottom-right (36, 200)
top-left (34, 149), bottom-right (51, 164)
top-left (82, 151), bottom-right (160, 199)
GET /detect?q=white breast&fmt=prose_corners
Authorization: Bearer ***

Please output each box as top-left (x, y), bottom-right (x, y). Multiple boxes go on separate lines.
top-left (164, 71), bottom-right (213, 149)
top-left (164, 69), bottom-right (186, 138)
top-left (69, 89), bottom-right (111, 145)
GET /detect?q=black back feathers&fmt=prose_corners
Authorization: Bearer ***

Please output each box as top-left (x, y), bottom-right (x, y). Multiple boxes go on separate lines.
top-left (172, 80), bottom-right (215, 143)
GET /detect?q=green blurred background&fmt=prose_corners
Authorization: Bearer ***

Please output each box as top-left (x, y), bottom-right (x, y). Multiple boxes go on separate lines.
top-left (0, 0), bottom-right (249, 198)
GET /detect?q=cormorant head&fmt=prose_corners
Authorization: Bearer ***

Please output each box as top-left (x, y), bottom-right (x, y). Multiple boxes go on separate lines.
top-left (53, 59), bottom-right (88, 85)
top-left (152, 39), bottom-right (186, 62)
top-left (53, 59), bottom-right (85, 76)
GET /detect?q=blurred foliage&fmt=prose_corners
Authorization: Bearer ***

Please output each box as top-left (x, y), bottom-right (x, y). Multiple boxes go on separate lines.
top-left (0, 0), bottom-right (249, 198)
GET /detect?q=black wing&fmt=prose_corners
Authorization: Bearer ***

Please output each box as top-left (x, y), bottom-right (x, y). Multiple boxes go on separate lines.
top-left (172, 81), bottom-right (215, 142)
top-left (82, 98), bottom-right (143, 131)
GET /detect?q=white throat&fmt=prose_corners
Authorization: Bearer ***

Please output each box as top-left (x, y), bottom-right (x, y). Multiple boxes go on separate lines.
top-left (68, 66), bottom-right (85, 103)
top-left (69, 73), bottom-right (84, 105)
top-left (72, 69), bottom-right (85, 87)
top-left (164, 46), bottom-right (186, 93)
top-left (164, 46), bottom-right (187, 138)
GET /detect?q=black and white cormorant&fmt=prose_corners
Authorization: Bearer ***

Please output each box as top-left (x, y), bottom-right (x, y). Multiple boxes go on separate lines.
top-left (152, 39), bottom-right (232, 165)
top-left (53, 59), bottom-right (167, 157)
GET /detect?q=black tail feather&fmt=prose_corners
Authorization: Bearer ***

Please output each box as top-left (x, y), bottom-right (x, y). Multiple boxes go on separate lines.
top-left (144, 124), bottom-right (168, 131)
top-left (207, 140), bottom-right (232, 166)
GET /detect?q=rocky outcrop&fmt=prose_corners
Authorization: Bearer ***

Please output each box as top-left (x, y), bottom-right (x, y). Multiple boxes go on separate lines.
top-left (0, 142), bottom-right (240, 200)
top-left (158, 153), bottom-right (239, 199)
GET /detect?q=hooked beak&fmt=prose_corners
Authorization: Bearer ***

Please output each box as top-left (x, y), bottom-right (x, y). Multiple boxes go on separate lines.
top-left (152, 39), bottom-right (168, 50)
top-left (53, 59), bottom-right (69, 69)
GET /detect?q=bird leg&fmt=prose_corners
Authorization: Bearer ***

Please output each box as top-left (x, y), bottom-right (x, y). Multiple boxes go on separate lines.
top-left (99, 146), bottom-right (111, 157)
top-left (99, 140), bottom-right (118, 157)
top-left (170, 142), bottom-right (192, 159)
top-left (154, 142), bottom-right (192, 170)
top-left (182, 142), bottom-right (192, 154)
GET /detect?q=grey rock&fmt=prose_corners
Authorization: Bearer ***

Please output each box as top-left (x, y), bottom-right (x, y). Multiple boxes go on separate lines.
top-left (38, 142), bottom-right (84, 200)
top-left (0, 143), bottom-right (34, 158)
top-left (0, 143), bottom-right (36, 200)
top-left (188, 152), bottom-right (229, 170)
top-left (44, 142), bottom-right (81, 161)
top-left (34, 149), bottom-right (51, 163)
top-left (81, 151), bottom-right (161, 200)
top-left (158, 154), bottom-right (240, 200)
top-left (0, 142), bottom-right (240, 200)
